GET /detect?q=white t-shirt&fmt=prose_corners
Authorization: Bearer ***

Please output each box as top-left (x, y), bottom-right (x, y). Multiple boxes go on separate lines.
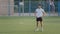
top-left (35, 8), bottom-right (45, 18)
top-left (50, 2), bottom-right (54, 6)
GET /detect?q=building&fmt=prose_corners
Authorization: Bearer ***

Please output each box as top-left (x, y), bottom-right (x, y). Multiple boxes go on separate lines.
top-left (0, 0), bottom-right (14, 16)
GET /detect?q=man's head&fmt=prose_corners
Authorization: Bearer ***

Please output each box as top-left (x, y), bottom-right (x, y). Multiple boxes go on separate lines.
top-left (38, 4), bottom-right (42, 9)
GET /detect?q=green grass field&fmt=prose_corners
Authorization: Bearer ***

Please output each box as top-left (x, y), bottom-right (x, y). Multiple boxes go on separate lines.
top-left (0, 16), bottom-right (60, 34)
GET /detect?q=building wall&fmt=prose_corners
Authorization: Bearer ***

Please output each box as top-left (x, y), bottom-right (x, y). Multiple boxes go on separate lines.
top-left (0, 0), bottom-right (14, 16)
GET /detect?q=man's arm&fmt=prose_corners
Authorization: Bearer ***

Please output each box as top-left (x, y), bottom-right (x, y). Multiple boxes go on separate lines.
top-left (42, 9), bottom-right (47, 16)
top-left (34, 9), bottom-right (37, 17)
top-left (43, 11), bottom-right (47, 16)
top-left (34, 11), bottom-right (36, 17)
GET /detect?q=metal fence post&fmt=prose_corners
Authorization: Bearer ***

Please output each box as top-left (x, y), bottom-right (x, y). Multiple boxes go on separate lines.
top-left (18, 0), bottom-right (20, 16)
top-left (8, 0), bottom-right (10, 16)
top-left (48, 0), bottom-right (50, 16)
top-left (58, 1), bottom-right (60, 16)
top-left (29, 0), bottom-right (31, 16)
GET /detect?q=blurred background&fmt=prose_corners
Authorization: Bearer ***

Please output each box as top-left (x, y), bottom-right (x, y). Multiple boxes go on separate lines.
top-left (0, 0), bottom-right (60, 16)
top-left (0, 0), bottom-right (60, 34)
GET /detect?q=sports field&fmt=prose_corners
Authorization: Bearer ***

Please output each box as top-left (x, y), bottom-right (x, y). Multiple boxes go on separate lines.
top-left (0, 16), bottom-right (60, 34)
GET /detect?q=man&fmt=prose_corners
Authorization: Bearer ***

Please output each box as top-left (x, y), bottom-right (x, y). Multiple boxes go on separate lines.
top-left (34, 4), bottom-right (46, 32)
top-left (50, 0), bottom-right (55, 13)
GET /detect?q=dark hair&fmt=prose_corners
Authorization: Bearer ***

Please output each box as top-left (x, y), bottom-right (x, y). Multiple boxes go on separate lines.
top-left (38, 4), bottom-right (42, 6)
top-left (37, 4), bottom-right (43, 8)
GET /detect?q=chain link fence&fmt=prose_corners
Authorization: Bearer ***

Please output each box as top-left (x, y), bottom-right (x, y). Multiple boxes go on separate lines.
top-left (0, 0), bottom-right (60, 16)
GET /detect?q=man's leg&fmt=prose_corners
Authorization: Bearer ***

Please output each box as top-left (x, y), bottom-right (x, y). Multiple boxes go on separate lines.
top-left (36, 21), bottom-right (39, 28)
top-left (35, 21), bottom-right (39, 31)
top-left (40, 21), bottom-right (43, 32)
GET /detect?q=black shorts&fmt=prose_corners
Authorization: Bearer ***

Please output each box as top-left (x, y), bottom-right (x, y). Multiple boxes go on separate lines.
top-left (36, 17), bottom-right (42, 22)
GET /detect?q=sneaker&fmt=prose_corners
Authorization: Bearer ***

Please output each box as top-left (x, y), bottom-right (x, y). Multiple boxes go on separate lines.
top-left (34, 28), bottom-right (39, 32)
top-left (41, 27), bottom-right (43, 32)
